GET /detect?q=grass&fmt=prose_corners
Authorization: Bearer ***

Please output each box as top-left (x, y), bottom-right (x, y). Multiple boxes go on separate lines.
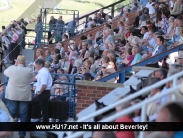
top-left (0, 0), bottom-right (130, 39)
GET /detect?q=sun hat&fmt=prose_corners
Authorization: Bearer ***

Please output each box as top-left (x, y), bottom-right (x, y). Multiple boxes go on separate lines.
top-left (15, 55), bottom-right (27, 62)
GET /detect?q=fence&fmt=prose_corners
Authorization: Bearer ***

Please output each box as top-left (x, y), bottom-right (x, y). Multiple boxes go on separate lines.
top-left (67, 70), bottom-right (183, 138)
top-left (98, 44), bottom-right (183, 83)
top-left (3, 73), bottom-right (82, 120)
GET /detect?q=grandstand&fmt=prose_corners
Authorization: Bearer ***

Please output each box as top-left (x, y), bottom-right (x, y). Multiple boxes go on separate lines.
top-left (1, 0), bottom-right (183, 138)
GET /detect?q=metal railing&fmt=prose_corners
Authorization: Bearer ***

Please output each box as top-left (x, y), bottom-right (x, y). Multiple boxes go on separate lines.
top-left (67, 70), bottom-right (183, 138)
top-left (98, 44), bottom-right (183, 83)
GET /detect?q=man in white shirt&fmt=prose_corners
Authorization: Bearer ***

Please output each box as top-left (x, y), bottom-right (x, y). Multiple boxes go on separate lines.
top-left (31, 59), bottom-right (52, 122)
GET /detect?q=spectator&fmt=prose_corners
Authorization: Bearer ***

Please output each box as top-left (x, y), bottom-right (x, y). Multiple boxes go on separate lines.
top-left (158, 69), bottom-right (179, 105)
top-left (131, 99), bottom-right (142, 122)
top-left (62, 33), bottom-right (68, 41)
top-left (130, 46), bottom-right (142, 65)
top-left (161, 11), bottom-right (169, 34)
top-left (170, 0), bottom-right (183, 16)
top-left (0, 109), bottom-right (13, 137)
top-left (56, 16), bottom-right (65, 35)
top-left (95, 63), bottom-right (116, 82)
top-left (1, 32), bottom-right (10, 64)
top-left (117, 47), bottom-right (134, 70)
top-left (35, 49), bottom-right (44, 60)
top-left (153, 68), bottom-right (168, 80)
top-left (4, 55), bottom-right (34, 138)
top-left (33, 17), bottom-right (43, 50)
top-left (67, 19), bottom-right (77, 37)
top-left (99, 9), bottom-right (107, 20)
top-left (86, 17), bottom-right (93, 29)
top-left (115, 97), bottom-right (135, 138)
top-left (170, 26), bottom-right (183, 48)
top-left (48, 16), bottom-right (57, 44)
top-left (147, 36), bottom-right (167, 68)
top-left (49, 30), bottom-right (61, 44)
top-left (45, 50), bottom-right (53, 63)
top-left (146, 77), bottom-right (163, 119)
top-left (30, 59), bottom-right (52, 122)
top-left (9, 28), bottom-right (19, 64)
top-left (145, 0), bottom-right (155, 16)
top-left (96, 13), bottom-right (103, 25)
top-left (156, 102), bottom-right (183, 137)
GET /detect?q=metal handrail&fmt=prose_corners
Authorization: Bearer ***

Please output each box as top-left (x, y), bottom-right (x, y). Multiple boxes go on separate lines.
top-left (68, 85), bottom-right (180, 138)
top-left (68, 70), bottom-right (183, 138)
top-left (98, 44), bottom-right (183, 83)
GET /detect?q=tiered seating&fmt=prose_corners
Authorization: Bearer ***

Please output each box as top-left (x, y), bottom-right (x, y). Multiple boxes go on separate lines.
top-left (38, 10), bottom-right (138, 57)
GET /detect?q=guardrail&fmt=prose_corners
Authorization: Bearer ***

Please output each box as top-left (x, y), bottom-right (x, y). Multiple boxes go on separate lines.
top-left (98, 44), bottom-right (183, 83)
top-left (67, 70), bottom-right (183, 138)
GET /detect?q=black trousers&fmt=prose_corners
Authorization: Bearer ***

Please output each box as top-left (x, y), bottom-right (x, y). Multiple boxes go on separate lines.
top-left (48, 32), bottom-right (52, 44)
top-left (28, 90), bottom-right (50, 122)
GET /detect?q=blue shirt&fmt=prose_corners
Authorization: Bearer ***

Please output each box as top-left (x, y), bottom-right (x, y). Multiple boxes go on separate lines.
top-left (45, 55), bottom-right (53, 63)
top-left (131, 53), bottom-right (142, 65)
top-left (140, 0), bottom-right (148, 6)
top-left (0, 109), bottom-right (10, 122)
top-left (174, 132), bottom-right (183, 138)
top-left (151, 44), bottom-right (167, 64)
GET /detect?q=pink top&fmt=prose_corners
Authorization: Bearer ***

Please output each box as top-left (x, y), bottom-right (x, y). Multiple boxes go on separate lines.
top-left (11, 33), bottom-right (19, 43)
top-left (127, 55), bottom-right (134, 66)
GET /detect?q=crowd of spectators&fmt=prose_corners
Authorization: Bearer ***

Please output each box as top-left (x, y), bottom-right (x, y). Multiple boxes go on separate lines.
top-left (1, 0), bottom-right (183, 138)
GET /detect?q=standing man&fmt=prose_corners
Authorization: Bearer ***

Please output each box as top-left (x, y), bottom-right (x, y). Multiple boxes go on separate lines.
top-left (4, 55), bottom-right (33, 138)
top-left (31, 59), bottom-right (52, 122)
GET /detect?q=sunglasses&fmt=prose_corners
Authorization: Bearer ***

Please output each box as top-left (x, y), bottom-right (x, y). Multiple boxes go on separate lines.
top-left (102, 67), bottom-right (106, 69)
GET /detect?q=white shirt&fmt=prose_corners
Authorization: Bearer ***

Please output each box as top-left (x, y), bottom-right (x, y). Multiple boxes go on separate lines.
top-left (143, 32), bottom-right (149, 40)
top-left (146, 2), bottom-right (155, 15)
top-left (148, 37), bottom-right (156, 52)
top-left (35, 67), bottom-right (52, 92)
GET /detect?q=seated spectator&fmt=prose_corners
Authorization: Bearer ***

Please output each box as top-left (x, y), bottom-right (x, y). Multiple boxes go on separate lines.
top-left (156, 102), bottom-right (183, 137)
top-left (115, 96), bottom-right (135, 138)
top-left (142, 30), bottom-right (156, 53)
top-left (86, 17), bottom-right (93, 29)
top-left (51, 76), bottom-right (69, 100)
top-left (170, 0), bottom-right (183, 16)
top-left (117, 47), bottom-right (134, 70)
top-left (147, 36), bottom-right (167, 68)
top-left (165, 16), bottom-right (175, 38)
top-left (35, 49), bottom-right (44, 60)
top-left (153, 68), bottom-right (168, 80)
top-left (130, 46), bottom-right (142, 65)
top-left (45, 50), bottom-right (53, 63)
top-left (94, 63), bottom-right (116, 82)
top-left (50, 56), bottom-right (60, 73)
top-left (145, 0), bottom-right (155, 16)
top-left (161, 11), bottom-right (169, 35)
top-left (45, 61), bottom-right (51, 72)
top-left (107, 52), bottom-right (117, 71)
top-left (49, 30), bottom-right (61, 44)
top-left (146, 77), bottom-right (164, 120)
top-left (131, 3), bottom-right (139, 12)
top-left (54, 48), bottom-right (61, 60)
top-left (62, 33), bottom-right (68, 41)
top-left (131, 99), bottom-right (142, 122)
top-left (99, 9), bottom-right (107, 20)
top-left (96, 12), bottom-right (103, 25)
top-left (115, 21), bottom-right (125, 40)
top-left (170, 26), bottom-right (183, 48)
